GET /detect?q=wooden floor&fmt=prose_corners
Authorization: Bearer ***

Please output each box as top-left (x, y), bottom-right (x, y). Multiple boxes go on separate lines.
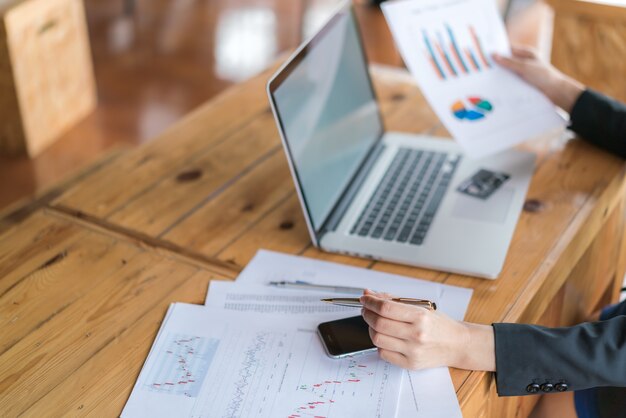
top-left (0, 0), bottom-right (546, 211)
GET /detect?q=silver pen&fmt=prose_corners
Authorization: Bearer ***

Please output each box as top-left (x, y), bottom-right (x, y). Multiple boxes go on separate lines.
top-left (322, 297), bottom-right (437, 310)
top-left (268, 280), bottom-right (365, 295)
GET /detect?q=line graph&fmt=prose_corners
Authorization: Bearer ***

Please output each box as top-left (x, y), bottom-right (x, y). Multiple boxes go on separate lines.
top-left (224, 332), bottom-right (271, 417)
top-left (285, 333), bottom-right (392, 418)
top-left (126, 303), bottom-right (402, 418)
top-left (143, 333), bottom-right (218, 397)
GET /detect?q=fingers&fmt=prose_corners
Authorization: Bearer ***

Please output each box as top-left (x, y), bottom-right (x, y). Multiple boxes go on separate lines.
top-left (368, 327), bottom-right (406, 352)
top-left (492, 54), bottom-right (526, 76)
top-left (377, 348), bottom-right (413, 369)
top-left (363, 289), bottom-right (393, 299)
top-left (362, 307), bottom-right (413, 340)
top-left (360, 295), bottom-right (417, 322)
top-left (493, 46), bottom-right (539, 76)
top-left (511, 45), bottom-right (537, 59)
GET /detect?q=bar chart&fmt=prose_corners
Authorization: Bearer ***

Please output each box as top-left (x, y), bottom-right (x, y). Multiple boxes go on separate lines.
top-left (422, 23), bottom-right (492, 80)
top-left (383, 0), bottom-right (565, 157)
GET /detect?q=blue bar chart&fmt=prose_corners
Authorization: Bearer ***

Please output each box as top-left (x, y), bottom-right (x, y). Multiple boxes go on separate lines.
top-left (422, 23), bottom-right (492, 80)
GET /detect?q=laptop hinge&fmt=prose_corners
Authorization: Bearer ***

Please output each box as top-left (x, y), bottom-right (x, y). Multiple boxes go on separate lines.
top-left (320, 143), bottom-right (386, 237)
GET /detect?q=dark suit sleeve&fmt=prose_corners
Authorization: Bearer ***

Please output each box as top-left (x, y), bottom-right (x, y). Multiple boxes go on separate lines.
top-left (492, 304), bottom-right (626, 396)
top-left (602, 299), bottom-right (626, 318)
top-left (569, 89), bottom-right (626, 158)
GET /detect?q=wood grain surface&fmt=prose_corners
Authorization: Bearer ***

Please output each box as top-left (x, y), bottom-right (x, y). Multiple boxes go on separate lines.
top-left (0, 210), bottom-right (236, 416)
top-left (0, 0), bottom-right (96, 156)
top-left (550, 0), bottom-right (626, 102)
top-left (2, 63), bottom-right (625, 416)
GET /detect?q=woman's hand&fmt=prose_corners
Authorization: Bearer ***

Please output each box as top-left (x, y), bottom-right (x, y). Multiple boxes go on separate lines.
top-left (360, 289), bottom-right (496, 372)
top-left (493, 46), bottom-right (584, 113)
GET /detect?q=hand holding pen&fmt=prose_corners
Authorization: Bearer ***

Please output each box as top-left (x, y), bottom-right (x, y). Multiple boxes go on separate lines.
top-left (358, 289), bottom-right (494, 372)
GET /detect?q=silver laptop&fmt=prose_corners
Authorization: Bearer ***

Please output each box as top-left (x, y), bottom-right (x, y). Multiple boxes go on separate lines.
top-left (267, 5), bottom-right (535, 279)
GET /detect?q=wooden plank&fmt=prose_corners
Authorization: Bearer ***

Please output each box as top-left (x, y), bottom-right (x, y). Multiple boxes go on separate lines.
top-left (52, 64), bottom-right (281, 218)
top-left (0, 211), bottom-right (234, 416)
top-left (108, 113), bottom-right (282, 236)
top-left (162, 151), bottom-right (295, 256)
top-left (0, 146), bottom-right (127, 235)
top-left (0, 212), bottom-right (82, 294)
top-left (0, 223), bottom-right (142, 354)
top-left (19, 270), bottom-right (216, 417)
top-left (49, 206), bottom-right (242, 276)
top-left (548, 0), bottom-right (626, 21)
top-left (216, 193), bottom-right (309, 267)
top-left (550, 0), bottom-right (626, 102)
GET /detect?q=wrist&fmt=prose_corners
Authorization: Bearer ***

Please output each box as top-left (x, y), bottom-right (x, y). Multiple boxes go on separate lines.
top-left (550, 75), bottom-right (585, 113)
top-left (452, 323), bottom-right (496, 372)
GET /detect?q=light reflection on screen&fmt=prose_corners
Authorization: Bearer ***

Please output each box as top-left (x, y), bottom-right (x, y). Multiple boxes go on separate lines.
top-left (273, 11), bottom-right (382, 231)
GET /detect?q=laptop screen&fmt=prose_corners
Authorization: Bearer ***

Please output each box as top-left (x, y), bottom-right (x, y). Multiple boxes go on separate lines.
top-left (269, 7), bottom-right (383, 232)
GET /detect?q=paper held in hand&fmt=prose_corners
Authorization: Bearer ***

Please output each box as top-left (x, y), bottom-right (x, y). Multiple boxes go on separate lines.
top-left (382, 0), bottom-right (565, 158)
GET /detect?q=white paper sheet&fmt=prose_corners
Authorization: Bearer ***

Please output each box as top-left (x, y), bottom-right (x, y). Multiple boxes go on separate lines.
top-left (122, 304), bottom-right (403, 418)
top-left (234, 250), bottom-right (471, 320)
top-left (231, 250), bottom-right (470, 417)
top-left (383, 0), bottom-right (565, 158)
top-left (205, 281), bottom-right (368, 315)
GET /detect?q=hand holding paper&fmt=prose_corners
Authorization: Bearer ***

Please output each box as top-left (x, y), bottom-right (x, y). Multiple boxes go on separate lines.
top-left (493, 46), bottom-right (585, 113)
top-left (382, 0), bottom-right (565, 158)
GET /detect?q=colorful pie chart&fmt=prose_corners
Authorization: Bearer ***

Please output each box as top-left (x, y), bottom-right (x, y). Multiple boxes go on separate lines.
top-left (451, 96), bottom-right (493, 121)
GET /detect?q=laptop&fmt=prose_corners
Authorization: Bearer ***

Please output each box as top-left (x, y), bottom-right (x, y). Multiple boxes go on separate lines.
top-left (266, 4), bottom-right (535, 279)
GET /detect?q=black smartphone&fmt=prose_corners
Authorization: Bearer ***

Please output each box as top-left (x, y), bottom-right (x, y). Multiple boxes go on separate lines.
top-left (317, 316), bottom-right (377, 358)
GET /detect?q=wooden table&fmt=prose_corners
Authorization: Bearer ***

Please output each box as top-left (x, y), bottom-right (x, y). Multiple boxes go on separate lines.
top-left (549, 0), bottom-right (626, 102)
top-left (1, 64), bottom-right (625, 417)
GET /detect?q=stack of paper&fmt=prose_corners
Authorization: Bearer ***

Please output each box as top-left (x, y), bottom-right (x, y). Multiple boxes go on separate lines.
top-left (122, 250), bottom-right (472, 417)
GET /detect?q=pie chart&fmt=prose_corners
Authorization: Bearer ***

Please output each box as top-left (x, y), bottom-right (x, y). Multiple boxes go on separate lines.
top-left (451, 97), bottom-right (493, 121)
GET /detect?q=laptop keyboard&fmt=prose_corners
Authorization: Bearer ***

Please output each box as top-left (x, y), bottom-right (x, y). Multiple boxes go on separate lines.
top-left (350, 148), bottom-right (460, 246)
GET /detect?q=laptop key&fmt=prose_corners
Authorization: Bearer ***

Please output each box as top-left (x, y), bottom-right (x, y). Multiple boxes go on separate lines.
top-left (350, 148), bottom-right (460, 246)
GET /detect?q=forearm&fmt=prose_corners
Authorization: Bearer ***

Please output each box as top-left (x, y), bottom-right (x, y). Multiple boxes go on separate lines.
top-left (543, 73), bottom-right (584, 113)
top-left (493, 317), bottom-right (626, 396)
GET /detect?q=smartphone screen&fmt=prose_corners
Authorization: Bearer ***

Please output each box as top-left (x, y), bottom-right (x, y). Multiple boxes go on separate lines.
top-left (317, 316), bottom-right (376, 358)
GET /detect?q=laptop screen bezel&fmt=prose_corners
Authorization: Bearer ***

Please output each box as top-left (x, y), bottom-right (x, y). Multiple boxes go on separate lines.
top-left (266, 4), bottom-right (386, 246)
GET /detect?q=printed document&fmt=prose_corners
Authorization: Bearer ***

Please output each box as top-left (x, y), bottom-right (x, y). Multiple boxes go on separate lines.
top-left (234, 250), bottom-right (472, 321)
top-left (122, 304), bottom-right (402, 418)
top-left (229, 250), bottom-right (470, 417)
top-left (383, 0), bottom-right (565, 158)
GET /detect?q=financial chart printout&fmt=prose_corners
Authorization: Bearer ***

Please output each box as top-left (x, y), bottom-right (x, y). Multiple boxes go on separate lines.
top-left (383, 0), bottom-right (565, 158)
top-left (122, 304), bottom-right (402, 418)
top-left (231, 250), bottom-right (470, 417)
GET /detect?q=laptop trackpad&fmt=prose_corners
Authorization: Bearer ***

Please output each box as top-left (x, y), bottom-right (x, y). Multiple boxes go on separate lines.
top-left (450, 187), bottom-right (514, 224)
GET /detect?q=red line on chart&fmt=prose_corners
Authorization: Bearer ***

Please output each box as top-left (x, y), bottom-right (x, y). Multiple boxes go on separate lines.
top-left (425, 52), bottom-right (444, 80)
top-left (469, 25), bottom-right (491, 68)
top-left (450, 43), bottom-right (468, 74)
top-left (464, 48), bottom-right (480, 71)
top-left (435, 41), bottom-right (456, 77)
